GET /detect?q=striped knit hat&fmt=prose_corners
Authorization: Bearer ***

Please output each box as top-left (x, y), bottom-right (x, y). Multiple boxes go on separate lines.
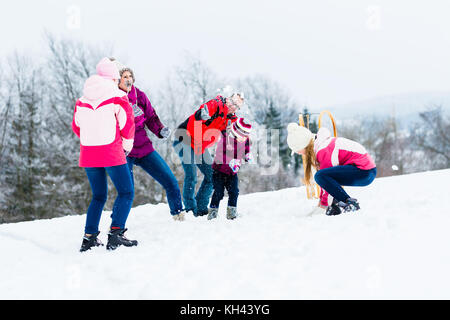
top-left (231, 118), bottom-right (252, 139)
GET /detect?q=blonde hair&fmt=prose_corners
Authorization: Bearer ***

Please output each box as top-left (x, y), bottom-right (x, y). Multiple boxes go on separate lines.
top-left (303, 139), bottom-right (319, 186)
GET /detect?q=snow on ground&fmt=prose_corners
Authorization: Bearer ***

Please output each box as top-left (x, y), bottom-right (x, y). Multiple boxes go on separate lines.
top-left (1, 169), bottom-right (449, 299)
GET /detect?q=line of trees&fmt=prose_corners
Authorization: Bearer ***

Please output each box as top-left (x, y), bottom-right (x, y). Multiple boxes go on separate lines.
top-left (0, 35), bottom-right (448, 223)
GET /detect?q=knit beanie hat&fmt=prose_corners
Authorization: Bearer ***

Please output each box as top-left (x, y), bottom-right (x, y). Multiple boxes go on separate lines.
top-left (96, 57), bottom-right (120, 80)
top-left (109, 57), bottom-right (135, 82)
top-left (109, 58), bottom-right (125, 72)
top-left (231, 118), bottom-right (252, 139)
top-left (286, 123), bottom-right (314, 155)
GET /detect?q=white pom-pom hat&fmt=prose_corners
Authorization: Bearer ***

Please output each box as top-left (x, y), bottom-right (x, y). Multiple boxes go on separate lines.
top-left (96, 57), bottom-right (120, 80)
top-left (286, 123), bottom-right (314, 155)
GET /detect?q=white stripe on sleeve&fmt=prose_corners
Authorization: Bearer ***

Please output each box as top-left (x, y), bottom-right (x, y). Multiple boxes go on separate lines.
top-left (115, 104), bottom-right (127, 131)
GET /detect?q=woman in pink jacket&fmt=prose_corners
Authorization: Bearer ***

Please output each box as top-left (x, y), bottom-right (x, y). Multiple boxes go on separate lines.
top-left (72, 57), bottom-right (137, 252)
top-left (287, 123), bottom-right (377, 216)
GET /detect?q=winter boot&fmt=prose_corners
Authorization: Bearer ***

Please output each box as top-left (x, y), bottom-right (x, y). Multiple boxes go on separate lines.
top-left (80, 231), bottom-right (104, 252)
top-left (226, 206), bottom-right (237, 220)
top-left (207, 207), bottom-right (219, 220)
top-left (106, 228), bottom-right (138, 251)
top-left (195, 209), bottom-right (209, 217)
top-left (338, 198), bottom-right (360, 213)
top-left (326, 198), bottom-right (342, 216)
top-left (172, 211), bottom-right (185, 221)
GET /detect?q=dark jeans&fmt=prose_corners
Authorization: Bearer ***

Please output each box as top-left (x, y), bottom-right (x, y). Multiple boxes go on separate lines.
top-left (84, 164), bottom-right (134, 234)
top-left (173, 140), bottom-right (213, 215)
top-left (314, 165), bottom-right (377, 202)
top-left (126, 151), bottom-right (183, 215)
top-left (210, 170), bottom-right (239, 208)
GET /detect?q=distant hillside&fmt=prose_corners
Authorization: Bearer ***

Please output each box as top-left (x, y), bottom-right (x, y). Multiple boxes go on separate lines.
top-left (322, 91), bottom-right (450, 126)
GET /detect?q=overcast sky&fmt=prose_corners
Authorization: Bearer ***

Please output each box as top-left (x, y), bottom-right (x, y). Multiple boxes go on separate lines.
top-left (1, 0), bottom-right (449, 109)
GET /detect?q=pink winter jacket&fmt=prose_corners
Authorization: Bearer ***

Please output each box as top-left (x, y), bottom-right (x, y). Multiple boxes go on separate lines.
top-left (72, 75), bottom-right (135, 167)
top-left (314, 127), bottom-right (376, 206)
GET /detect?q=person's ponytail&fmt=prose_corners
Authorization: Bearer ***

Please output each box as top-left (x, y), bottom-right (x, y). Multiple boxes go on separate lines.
top-left (303, 140), bottom-right (319, 186)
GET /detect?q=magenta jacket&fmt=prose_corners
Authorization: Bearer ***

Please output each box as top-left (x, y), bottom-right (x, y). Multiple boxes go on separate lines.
top-left (125, 86), bottom-right (165, 158)
top-left (212, 131), bottom-right (251, 175)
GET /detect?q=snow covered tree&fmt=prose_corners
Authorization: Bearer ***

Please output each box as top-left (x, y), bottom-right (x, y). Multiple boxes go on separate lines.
top-left (236, 75), bottom-right (299, 170)
top-left (231, 75), bottom-right (301, 191)
top-left (0, 53), bottom-right (50, 221)
top-left (338, 115), bottom-right (413, 177)
top-left (176, 52), bottom-right (224, 105)
top-left (409, 106), bottom-right (450, 170)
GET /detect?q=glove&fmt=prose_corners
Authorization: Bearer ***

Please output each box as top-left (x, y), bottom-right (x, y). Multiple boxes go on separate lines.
top-left (122, 138), bottom-right (134, 154)
top-left (200, 105), bottom-right (211, 120)
top-left (244, 153), bottom-right (253, 163)
top-left (308, 206), bottom-right (326, 216)
top-left (229, 159), bottom-right (241, 174)
top-left (160, 127), bottom-right (171, 139)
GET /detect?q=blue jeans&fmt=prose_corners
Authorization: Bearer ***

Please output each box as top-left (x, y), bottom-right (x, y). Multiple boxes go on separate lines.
top-left (210, 170), bottom-right (239, 208)
top-left (173, 140), bottom-right (213, 215)
top-left (126, 151), bottom-right (183, 215)
top-left (84, 164), bottom-right (134, 234)
top-left (314, 165), bottom-right (377, 202)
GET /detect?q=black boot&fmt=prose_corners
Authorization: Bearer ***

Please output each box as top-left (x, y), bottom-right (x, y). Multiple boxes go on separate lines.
top-left (194, 209), bottom-right (209, 217)
top-left (338, 198), bottom-right (360, 212)
top-left (80, 231), bottom-right (104, 252)
top-left (326, 198), bottom-right (342, 216)
top-left (106, 228), bottom-right (138, 251)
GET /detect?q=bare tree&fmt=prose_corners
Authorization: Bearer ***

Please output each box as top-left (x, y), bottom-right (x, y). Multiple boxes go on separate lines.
top-left (409, 106), bottom-right (450, 170)
top-left (135, 53), bottom-right (225, 206)
top-left (234, 75), bottom-right (301, 191)
top-left (176, 52), bottom-right (223, 104)
top-left (339, 114), bottom-right (417, 177)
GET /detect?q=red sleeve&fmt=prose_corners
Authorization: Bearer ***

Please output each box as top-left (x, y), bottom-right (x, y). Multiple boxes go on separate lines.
top-left (72, 103), bottom-right (80, 138)
top-left (205, 96), bottom-right (225, 117)
top-left (319, 187), bottom-right (328, 207)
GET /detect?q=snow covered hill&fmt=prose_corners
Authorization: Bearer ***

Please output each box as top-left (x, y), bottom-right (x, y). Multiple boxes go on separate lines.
top-left (1, 169), bottom-right (449, 300)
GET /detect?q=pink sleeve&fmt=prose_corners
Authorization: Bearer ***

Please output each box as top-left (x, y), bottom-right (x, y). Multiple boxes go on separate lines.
top-left (319, 188), bottom-right (330, 207)
top-left (115, 95), bottom-right (135, 151)
top-left (72, 104), bottom-right (80, 138)
top-left (115, 96), bottom-right (135, 137)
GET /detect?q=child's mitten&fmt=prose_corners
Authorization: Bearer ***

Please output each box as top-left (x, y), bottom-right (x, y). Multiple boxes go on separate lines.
top-left (229, 159), bottom-right (241, 173)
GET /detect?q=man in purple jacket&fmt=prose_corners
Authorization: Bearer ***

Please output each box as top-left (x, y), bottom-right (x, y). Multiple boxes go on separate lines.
top-left (113, 59), bottom-right (185, 221)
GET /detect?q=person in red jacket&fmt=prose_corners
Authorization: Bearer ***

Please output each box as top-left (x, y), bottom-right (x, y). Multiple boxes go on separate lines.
top-left (173, 93), bottom-right (242, 217)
